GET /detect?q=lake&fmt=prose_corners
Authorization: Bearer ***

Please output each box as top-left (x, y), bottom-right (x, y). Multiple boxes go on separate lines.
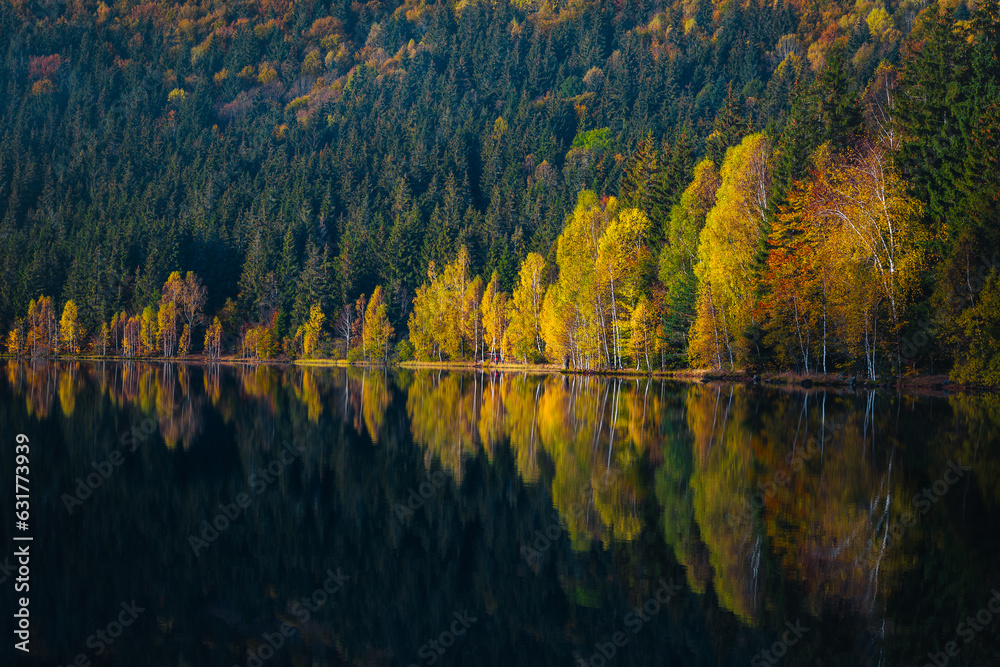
top-left (2, 361), bottom-right (999, 666)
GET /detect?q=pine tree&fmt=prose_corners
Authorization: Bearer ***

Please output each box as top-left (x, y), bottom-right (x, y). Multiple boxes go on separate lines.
top-left (817, 46), bottom-right (863, 147)
top-left (292, 242), bottom-right (332, 332)
top-left (705, 84), bottom-right (749, 165)
top-left (618, 136), bottom-right (660, 215)
top-left (278, 228), bottom-right (299, 317)
top-left (238, 228), bottom-right (269, 321)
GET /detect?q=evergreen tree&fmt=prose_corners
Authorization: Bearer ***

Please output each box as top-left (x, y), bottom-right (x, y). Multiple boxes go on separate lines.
top-left (817, 46), bottom-right (864, 147)
top-left (705, 84), bottom-right (749, 165)
top-left (292, 242), bottom-right (332, 332)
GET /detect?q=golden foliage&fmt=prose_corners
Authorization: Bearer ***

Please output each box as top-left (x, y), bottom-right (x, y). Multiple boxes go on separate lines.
top-left (690, 134), bottom-right (772, 370)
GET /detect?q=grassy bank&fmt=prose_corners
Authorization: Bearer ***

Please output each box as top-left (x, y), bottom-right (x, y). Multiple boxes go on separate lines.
top-left (292, 358), bottom-right (351, 367)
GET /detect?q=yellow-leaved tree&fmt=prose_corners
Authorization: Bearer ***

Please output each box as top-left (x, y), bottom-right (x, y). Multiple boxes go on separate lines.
top-left (141, 306), bottom-right (157, 355)
top-left (59, 300), bottom-right (80, 354)
top-left (158, 300), bottom-right (178, 356)
top-left (438, 247), bottom-right (471, 359)
top-left (808, 141), bottom-right (925, 379)
top-left (690, 133), bottom-right (772, 370)
top-left (659, 160), bottom-right (721, 361)
top-left (480, 272), bottom-right (509, 363)
top-left (407, 247), bottom-right (477, 361)
top-left (203, 317), bottom-right (223, 359)
top-left (123, 315), bottom-right (141, 357)
top-left (408, 262), bottom-right (441, 360)
top-left (363, 286), bottom-right (394, 363)
top-left (7, 319), bottom-right (26, 356)
top-left (299, 303), bottom-right (325, 357)
top-left (462, 275), bottom-right (484, 363)
top-left (99, 321), bottom-right (110, 356)
top-left (597, 206), bottom-right (652, 368)
top-left (629, 296), bottom-right (659, 371)
top-left (27, 295), bottom-right (57, 356)
top-left (159, 271), bottom-right (184, 356)
top-left (540, 191), bottom-right (613, 370)
top-left (503, 252), bottom-right (547, 363)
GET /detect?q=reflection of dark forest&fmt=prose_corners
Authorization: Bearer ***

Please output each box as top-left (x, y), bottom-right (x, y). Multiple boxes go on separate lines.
top-left (2, 360), bottom-right (999, 666)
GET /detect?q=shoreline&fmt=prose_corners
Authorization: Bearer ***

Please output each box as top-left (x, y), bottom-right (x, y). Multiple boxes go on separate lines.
top-left (1, 354), bottom-right (990, 393)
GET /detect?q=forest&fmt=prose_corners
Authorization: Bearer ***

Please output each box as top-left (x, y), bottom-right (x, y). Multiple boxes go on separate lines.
top-left (1, 0), bottom-right (998, 382)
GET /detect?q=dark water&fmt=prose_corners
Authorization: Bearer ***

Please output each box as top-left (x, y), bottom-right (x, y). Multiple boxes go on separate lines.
top-left (2, 361), bottom-right (999, 667)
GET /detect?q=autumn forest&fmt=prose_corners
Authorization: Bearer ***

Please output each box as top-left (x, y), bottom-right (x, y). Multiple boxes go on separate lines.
top-left (1, 0), bottom-right (999, 383)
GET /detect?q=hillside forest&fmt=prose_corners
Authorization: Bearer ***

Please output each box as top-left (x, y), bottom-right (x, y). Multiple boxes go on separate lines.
top-left (1, 0), bottom-right (999, 382)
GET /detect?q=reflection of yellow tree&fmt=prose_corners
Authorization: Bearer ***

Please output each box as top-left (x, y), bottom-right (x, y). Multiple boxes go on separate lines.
top-left (655, 419), bottom-right (713, 595)
top-left (674, 387), bottom-right (914, 625)
top-left (239, 365), bottom-right (278, 411)
top-left (674, 387), bottom-right (914, 626)
top-left (155, 365), bottom-right (180, 448)
top-left (148, 364), bottom-right (204, 449)
top-left (5, 360), bottom-right (21, 392)
top-left (294, 368), bottom-right (324, 423)
top-left (590, 380), bottom-right (653, 544)
top-left (534, 377), bottom-right (600, 548)
top-left (477, 375), bottom-right (506, 459)
top-left (402, 372), bottom-right (650, 550)
top-left (685, 385), bottom-right (762, 623)
top-left (359, 368), bottom-right (392, 444)
top-left (16, 361), bottom-right (208, 450)
top-left (501, 374), bottom-right (548, 484)
top-left (533, 377), bottom-right (646, 548)
top-left (58, 363), bottom-right (82, 416)
top-left (23, 361), bottom-right (57, 418)
top-left (756, 395), bottom-right (911, 619)
top-left (203, 364), bottom-right (221, 406)
top-left (135, 364), bottom-right (158, 414)
top-left (622, 378), bottom-right (659, 458)
top-left (406, 372), bottom-right (479, 479)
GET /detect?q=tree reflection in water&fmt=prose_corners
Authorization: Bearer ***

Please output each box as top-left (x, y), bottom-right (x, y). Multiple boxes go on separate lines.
top-left (2, 361), bottom-right (999, 667)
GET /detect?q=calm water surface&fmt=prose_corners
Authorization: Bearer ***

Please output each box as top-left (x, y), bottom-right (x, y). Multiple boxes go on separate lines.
top-left (2, 361), bottom-right (999, 666)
